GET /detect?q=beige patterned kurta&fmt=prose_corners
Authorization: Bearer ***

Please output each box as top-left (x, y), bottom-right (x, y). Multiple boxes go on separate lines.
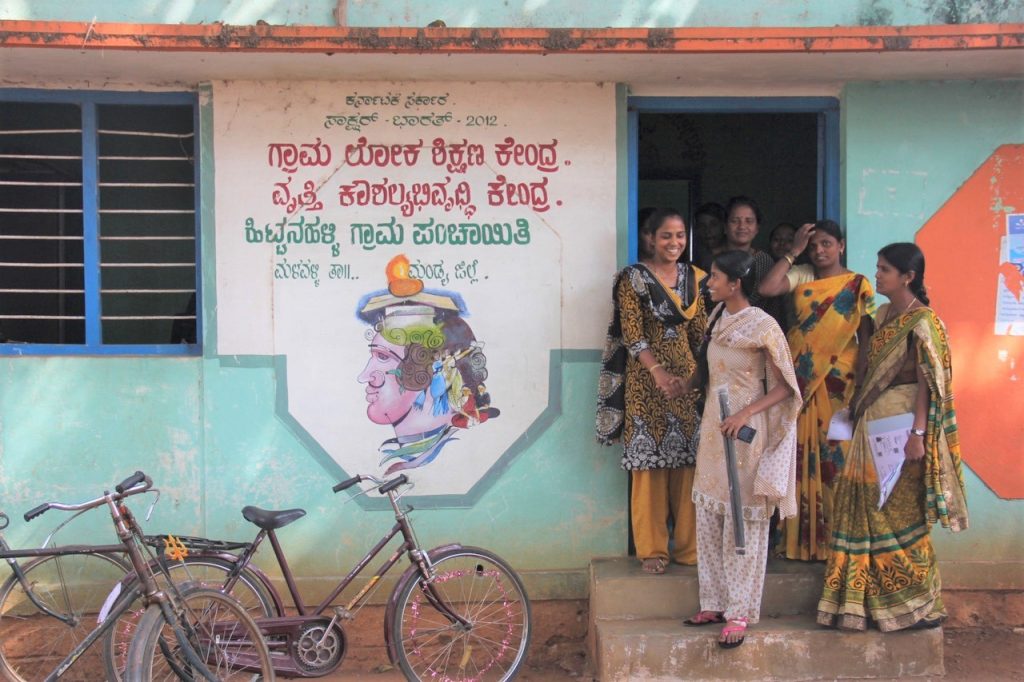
top-left (693, 305), bottom-right (802, 520)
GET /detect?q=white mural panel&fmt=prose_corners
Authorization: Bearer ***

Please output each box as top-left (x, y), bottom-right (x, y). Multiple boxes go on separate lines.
top-left (213, 80), bottom-right (615, 498)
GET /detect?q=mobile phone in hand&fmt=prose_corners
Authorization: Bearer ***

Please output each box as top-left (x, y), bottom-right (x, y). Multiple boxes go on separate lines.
top-left (736, 425), bottom-right (757, 443)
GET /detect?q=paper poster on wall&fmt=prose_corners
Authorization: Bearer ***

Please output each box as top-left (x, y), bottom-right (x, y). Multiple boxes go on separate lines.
top-left (213, 81), bottom-right (615, 501)
top-left (995, 213), bottom-right (1024, 335)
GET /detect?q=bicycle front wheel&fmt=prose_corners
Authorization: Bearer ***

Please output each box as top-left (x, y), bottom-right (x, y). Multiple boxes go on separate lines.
top-left (390, 547), bottom-right (531, 682)
top-left (124, 585), bottom-right (274, 681)
top-left (0, 552), bottom-right (127, 682)
top-left (104, 556), bottom-right (279, 681)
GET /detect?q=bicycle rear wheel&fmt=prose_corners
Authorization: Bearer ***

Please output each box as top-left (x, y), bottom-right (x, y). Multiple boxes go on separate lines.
top-left (104, 556), bottom-right (278, 681)
top-left (124, 585), bottom-right (274, 681)
top-left (390, 547), bottom-right (531, 681)
top-left (0, 552), bottom-right (127, 682)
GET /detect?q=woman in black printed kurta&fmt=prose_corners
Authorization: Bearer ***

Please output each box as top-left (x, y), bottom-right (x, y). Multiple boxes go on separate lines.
top-left (596, 209), bottom-right (707, 573)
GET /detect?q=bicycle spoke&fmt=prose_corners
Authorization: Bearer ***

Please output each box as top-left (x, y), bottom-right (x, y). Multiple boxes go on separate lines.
top-left (394, 549), bottom-right (530, 681)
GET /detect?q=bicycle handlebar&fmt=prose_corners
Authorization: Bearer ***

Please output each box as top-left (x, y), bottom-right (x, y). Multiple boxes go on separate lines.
top-left (115, 471), bottom-right (147, 494)
top-left (379, 474), bottom-right (408, 494)
top-left (332, 475), bottom-right (363, 493)
top-left (22, 471), bottom-right (154, 523)
top-left (24, 504), bottom-right (49, 522)
top-left (332, 473), bottom-right (409, 495)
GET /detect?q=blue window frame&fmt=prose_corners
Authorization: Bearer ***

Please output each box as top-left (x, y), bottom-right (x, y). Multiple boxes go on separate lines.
top-left (0, 89), bottom-right (200, 356)
top-left (627, 96), bottom-right (840, 261)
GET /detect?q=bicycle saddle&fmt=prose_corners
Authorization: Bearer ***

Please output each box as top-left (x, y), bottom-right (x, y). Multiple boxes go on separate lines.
top-left (241, 505), bottom-right (306, 530)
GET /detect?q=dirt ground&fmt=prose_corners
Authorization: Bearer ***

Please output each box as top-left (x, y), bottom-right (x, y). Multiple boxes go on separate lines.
top-left (322, 627), bottom-right (1024, 681)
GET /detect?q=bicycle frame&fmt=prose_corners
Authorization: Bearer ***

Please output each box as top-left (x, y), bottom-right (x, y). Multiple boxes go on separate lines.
top-left (0, 476), bottom-right (219, 681)
top-left (225, 484), bottom-right (469, 629)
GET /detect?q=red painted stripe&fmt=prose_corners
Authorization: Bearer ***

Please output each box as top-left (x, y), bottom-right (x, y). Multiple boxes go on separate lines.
top-left (0, 20), bottom-right (1021, 53)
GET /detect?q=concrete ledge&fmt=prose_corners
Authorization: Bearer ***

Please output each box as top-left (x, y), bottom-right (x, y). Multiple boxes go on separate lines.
top-left (591, 556), bottom-right (823, 622)
top-left (595, 615), bottom-right (944, 681)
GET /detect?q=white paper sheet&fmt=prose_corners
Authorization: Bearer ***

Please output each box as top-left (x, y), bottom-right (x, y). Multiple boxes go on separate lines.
top-left (866, 412), bottom-right (914, 509)
top-left (826, 407), bottom-right (853, 441)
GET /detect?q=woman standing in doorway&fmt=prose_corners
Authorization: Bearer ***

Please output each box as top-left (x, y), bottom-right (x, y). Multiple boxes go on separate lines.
top-left (724, 196), bottom-right (784, 326)
top-left (596, 209), bottom-right (707, 574)
top-left (818, 243), bottom-right (967, 631)
top-left (685, 250), bottom-right (801, 647)
top-left (758, 220), bottom-right (875, 560)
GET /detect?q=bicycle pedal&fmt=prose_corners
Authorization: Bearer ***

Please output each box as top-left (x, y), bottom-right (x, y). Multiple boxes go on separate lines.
top-left (333, 606), bottom-right (355, 620)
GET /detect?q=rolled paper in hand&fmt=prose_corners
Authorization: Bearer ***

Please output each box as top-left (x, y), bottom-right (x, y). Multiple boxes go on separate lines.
top-left (718, 387), bottom-right (746, 555)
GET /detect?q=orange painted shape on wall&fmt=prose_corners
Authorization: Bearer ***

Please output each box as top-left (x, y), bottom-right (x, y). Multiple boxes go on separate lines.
top-left (918, 144), bottom-right (1024, 499)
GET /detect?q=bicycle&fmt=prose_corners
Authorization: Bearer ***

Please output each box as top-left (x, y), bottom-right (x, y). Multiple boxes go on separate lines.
top-left (110, 472), bottom-right (532, 681)
top-left (0, 471), bottom-right (275, 681)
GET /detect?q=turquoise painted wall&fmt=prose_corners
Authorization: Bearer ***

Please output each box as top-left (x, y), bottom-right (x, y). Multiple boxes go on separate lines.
top-left (0, 354), bottom-right (624, 598)
top-left (841, 80), bottom-right (1024, 566)
top-left (1, 0), bottom-right (1020, 26)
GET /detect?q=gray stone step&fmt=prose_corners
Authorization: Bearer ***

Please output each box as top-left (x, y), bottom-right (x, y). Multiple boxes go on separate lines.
top-left (594, 614), bottom-right (944, 681)
top-left (590, 556), bottom-right (825, 622)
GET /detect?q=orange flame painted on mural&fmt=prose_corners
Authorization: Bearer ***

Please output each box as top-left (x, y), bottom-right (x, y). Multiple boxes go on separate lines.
top-left (386, 254), bottom-right (424, 297)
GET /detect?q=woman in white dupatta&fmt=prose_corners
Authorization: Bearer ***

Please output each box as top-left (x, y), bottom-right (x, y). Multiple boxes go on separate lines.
top-left (684, 250), bottom-right (801, 648)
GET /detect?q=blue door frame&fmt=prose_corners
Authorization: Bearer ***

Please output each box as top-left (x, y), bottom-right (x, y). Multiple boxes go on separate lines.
top-left (626, 96), bottom-right (840, 261)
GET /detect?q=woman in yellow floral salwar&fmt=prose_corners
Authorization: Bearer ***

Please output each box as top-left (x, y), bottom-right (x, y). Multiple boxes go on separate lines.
top-left (817, 242), bottom-right (968, 631)
top-left (759, 220), bottom-right (875, 560)
top-left (596, 209), bottom-right (707, 574)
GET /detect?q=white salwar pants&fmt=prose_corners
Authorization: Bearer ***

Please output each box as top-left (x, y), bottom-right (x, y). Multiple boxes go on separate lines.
top-left (695, 506), bottom-right (771, 624)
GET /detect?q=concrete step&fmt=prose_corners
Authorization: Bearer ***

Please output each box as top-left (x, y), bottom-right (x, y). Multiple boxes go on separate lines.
top-left (594, 614), bottom-right (944, 681)
top-left (590, 556), bottom-right (825, 622)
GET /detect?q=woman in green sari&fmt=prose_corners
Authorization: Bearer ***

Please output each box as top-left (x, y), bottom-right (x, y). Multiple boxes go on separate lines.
top-left (817, 243), bottom-right (968, 631)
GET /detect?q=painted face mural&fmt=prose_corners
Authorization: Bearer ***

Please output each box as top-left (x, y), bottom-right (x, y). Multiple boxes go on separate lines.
top-left (357, 255), bottom-right (499, 475)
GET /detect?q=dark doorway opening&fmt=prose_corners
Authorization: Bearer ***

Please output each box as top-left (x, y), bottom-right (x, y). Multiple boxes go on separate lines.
top-left (637, 112), bottom-right (819, 258)
top-left (623, 98), bottom-right (838, 558)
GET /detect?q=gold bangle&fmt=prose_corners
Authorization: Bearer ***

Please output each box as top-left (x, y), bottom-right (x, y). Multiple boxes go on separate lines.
top-left (784, 254), bottom-right (795, 266)
top-left (648, 363), bottom-right (663, 373)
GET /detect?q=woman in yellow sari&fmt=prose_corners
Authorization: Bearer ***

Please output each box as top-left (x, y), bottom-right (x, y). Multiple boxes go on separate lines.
top-left (817, 242), bottom-right (968, 631)
top-left (758, 220), bottom-right (875, 560)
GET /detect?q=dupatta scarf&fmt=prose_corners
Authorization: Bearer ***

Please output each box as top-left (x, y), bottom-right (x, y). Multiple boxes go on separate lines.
top-left (596, 263), bottom-right (705, 445)
top-left (852, 307), bottom-right (969, 532)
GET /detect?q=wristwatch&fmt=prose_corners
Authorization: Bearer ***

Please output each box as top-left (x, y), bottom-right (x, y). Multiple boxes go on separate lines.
top-left (909, 427), bottom-right (926, 437)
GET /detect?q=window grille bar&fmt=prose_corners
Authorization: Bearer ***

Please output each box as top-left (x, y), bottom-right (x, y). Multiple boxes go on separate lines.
top-left (98, 209), bottom-right (195, 214)
top-left (0, 288), bottom-right (84, 294)
top-left (98, 155), bottom-right (192, 162)
top-left (101, 262), bottom-right (195, 268)
top-left (98, 130), bottom-right (195, 139)
top-left (102, 289), bottom-right (196, 294)
top-left (0, 235), bottom-right (82, 241)
top-left (0, 262), bottom-right (83, 268)
top-left (101, 315), bottom-right (196, 321)
top-left (0, 180), bottom-right (82, 187)
top-left (99, 182), bottom-right (194, 188)
top-left (0, 315), bottom-right (85, 320)
top-left (0, 208), bottom-right (83, 213)
top-left (0, 154), bottom-right (81, 160)
top-left (0, 129), bottom-right (82, 135)
top-left (99, 236), bottom-right (194, 241)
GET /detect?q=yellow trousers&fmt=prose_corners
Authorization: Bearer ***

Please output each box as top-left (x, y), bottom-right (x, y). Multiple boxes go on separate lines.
top-left (631, 467), bottom-right (697, 564)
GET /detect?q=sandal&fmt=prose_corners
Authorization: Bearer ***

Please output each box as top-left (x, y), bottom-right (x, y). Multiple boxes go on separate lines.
top-left (684, 610), bottom-right (725, 626)
top-left (907, 615), bottom-right (944, 630)
top-left (718, 618), bottom-right (748, 649)
top-left (640, 557), bottom-right (668, 574)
